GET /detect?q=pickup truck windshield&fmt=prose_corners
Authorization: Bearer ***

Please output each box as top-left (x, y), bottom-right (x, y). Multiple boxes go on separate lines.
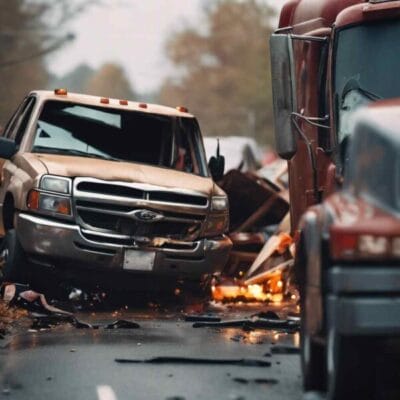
top-left (32, 100), bottom-right (208, 177)
top-left (335, 20), bottom-right (400, 143)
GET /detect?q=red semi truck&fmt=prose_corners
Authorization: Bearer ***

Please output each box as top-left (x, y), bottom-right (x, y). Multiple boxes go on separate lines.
top-left (271, 0), bottom-right (400, 398)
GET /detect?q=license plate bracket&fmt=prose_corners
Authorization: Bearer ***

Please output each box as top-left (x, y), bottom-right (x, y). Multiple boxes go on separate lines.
top-left (123, 250), bottom-right (155, 271)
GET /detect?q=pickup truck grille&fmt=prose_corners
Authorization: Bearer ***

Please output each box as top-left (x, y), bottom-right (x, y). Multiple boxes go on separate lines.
top-left (73, 178), bottom-right (209, 242)
top-left (76, 181), bottom-right (208, 207)
top-left (78, 209), bottom-right (201, 238)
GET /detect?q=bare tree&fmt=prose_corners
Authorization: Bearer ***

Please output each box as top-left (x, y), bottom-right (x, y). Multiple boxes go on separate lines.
top-left (0, 0), bottom-right (98, 125)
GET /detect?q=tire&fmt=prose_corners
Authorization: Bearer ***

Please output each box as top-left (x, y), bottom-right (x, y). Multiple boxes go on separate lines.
top-left (1, 229), bottom-right (29, 283)
top-left (327, 332), bottom-right (374, 400)
top-left (301, 284), bottom-right (326, 391)
top-left (301, 314), bottom-right (326, 391)
top-left (298, 237), bottom-right (326, 391)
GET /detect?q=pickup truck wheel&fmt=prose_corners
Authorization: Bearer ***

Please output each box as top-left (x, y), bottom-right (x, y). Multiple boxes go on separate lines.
top-left (327, 332), bottom-right (373, 400)
top-left (1, 229), bottom-right (28, 283)
top-left (181, 276), bottom-right (211, 302)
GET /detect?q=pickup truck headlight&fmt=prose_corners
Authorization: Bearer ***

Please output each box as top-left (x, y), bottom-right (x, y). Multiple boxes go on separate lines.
top-left (26, 182), bottom-right (72, 217)
top-left (27, 190), bottom-right (72, 216)
top-left (39, 193), bottom-right (71, 215)
top-left (204, 196), bottom-right (229, 236)
top-left (211, 196), bottom-right (228, 211)
top-left (40, 176), bottom-right (71, 194)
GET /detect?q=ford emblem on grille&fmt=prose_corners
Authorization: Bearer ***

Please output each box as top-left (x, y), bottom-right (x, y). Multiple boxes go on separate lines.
top-left (132, 209), bottom-right (164, 222)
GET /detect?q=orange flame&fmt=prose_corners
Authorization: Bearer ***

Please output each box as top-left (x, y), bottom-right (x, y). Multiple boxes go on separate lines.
top-left (211, 270), bottom-right (285, 303)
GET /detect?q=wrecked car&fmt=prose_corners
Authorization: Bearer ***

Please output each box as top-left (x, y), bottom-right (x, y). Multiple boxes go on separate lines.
top-left (0, 90), bottom-right (232, 288)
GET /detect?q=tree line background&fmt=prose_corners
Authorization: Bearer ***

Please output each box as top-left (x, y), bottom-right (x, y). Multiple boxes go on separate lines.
top-left (0, 0), bottom-right (276, 146)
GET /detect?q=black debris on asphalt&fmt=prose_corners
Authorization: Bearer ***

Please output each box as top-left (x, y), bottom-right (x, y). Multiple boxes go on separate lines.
top-left (254, 378), bottom-right (279, 385)
top-left (184, 314), bottom-right (221, 323)
top-left (233, 377), bottom-right (279, 385)
top-left (270, 345), bottom-right (300, 354)
top-left (250, 311), bottom-right (280, 320)
top-left (115, 356), bottom-right (271, 367)
top-left (192, 316), bottom-right (299, 332)
top-left (104, 320), bottom-right (140, 329)
top-left (230, 334), bottom-right (245, 342)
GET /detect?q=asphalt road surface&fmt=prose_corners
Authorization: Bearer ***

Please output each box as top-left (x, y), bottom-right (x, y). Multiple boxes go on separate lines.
top-left (0, 298), bottom-right (302, 400)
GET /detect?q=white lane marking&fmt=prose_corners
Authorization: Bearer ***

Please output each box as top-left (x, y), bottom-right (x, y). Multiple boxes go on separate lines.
top-left (97, 385), bottom-right (118, 400)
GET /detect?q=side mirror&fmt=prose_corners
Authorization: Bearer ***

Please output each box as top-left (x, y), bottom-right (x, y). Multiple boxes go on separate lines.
top-left (208, 139), bottom-right (225, 181)
top-left (0, 137), bottom-right (17, 159)
top-left (270, 34), bottom-right (297, 160)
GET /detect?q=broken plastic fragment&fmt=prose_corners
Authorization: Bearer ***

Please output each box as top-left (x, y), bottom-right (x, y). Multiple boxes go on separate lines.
top-left (104, 320), bottom-right (140, 329)
top-left (115, 356), bottom-right (271, 367)
top-left (184, 315), bottom-right (221, 323)
top-left (1, 284), bottom-right (71, 315)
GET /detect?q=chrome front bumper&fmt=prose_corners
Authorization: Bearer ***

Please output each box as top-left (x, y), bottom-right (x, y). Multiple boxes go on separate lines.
top-left (327, 265), bottom-right (400, 335)
top-left (16, 213), bottom-right (232, 278)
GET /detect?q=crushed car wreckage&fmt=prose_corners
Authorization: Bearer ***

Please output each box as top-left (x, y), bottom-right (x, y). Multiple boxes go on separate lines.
top-left (210, 156), bottom-right (297, 305)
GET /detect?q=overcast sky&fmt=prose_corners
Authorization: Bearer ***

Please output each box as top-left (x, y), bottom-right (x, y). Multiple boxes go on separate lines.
top-left (46, 0), bottom-right (288, 94)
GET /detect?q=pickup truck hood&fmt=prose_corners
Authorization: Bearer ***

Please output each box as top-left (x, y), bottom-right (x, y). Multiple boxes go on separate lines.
top-left (32, 153), bottom-right (214, 195)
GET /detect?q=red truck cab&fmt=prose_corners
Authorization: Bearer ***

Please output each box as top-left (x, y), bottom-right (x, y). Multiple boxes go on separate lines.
top-left (271, 0), bottom-right (400, 231)
top-left (271, 1), bottom-right (400, 398)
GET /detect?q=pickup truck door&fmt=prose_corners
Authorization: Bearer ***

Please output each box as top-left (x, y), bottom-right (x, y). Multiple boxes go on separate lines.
top-left (0, 96), bottom-right (36, 234)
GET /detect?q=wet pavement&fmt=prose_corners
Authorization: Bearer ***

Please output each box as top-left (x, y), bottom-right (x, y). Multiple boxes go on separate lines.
top-left (0, 299), bottom-right (302, 400)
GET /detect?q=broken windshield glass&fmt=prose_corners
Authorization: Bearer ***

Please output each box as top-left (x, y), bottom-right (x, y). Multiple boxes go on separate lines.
top-left (32, 101), bottom-right (208, 176)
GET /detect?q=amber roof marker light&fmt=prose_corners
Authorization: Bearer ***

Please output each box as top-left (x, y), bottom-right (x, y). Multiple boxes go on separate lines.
top-left (54, 88), bottom-right (68, 95)
top-left (119, 99), bottom-right (128, 106)
top-left (100, 97), bottom-right (110, 104)
top-left (176, 106), bottom-right (189, 113)
top-left (138, 103), bottom-right (148, 109)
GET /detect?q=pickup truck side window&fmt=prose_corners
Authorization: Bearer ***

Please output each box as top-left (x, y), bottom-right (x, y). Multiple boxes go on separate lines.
top-left (2, 97), bottom-right (29, 138)
top-left (13, 97), bottom-right (36, 145)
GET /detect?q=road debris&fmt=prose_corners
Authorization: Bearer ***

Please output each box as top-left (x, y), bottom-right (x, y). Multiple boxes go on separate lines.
top-left (192, 315), bottom-right (299, 332)
top-left (165, 396), bottom-right (186, 400)
top-left (270, 345), bottom-right (300, 355)
top-left (104, 320), bottom-right (140, 329)
top-left (1, 283), bottom-right (72, 315)
top-left (115, 356), bottom-right (271, 367)
top-left (210, 158), bottom-right (299, 306)
top-left (220, 170), bottom-right (288, 232)
top-left (230, 334), bottom-right (246, 342)
top-left (31, 314), bottom-right (94, 330)
top-left (233, 377), bottom-right (279, 385)
top-left (251, 311), bottom-right (280, 320)
top-left (184, 314), bottom-right (221, 323)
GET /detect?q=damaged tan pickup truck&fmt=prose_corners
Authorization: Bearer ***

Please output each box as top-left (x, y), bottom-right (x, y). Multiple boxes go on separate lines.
top-left (0, 90), bottom-right (232, 289)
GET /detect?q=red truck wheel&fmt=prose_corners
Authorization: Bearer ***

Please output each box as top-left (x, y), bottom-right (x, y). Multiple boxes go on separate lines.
top-left (327, 332), bottom-right (373, 400)
top-left (301, 295), bottom-right (326, 391)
